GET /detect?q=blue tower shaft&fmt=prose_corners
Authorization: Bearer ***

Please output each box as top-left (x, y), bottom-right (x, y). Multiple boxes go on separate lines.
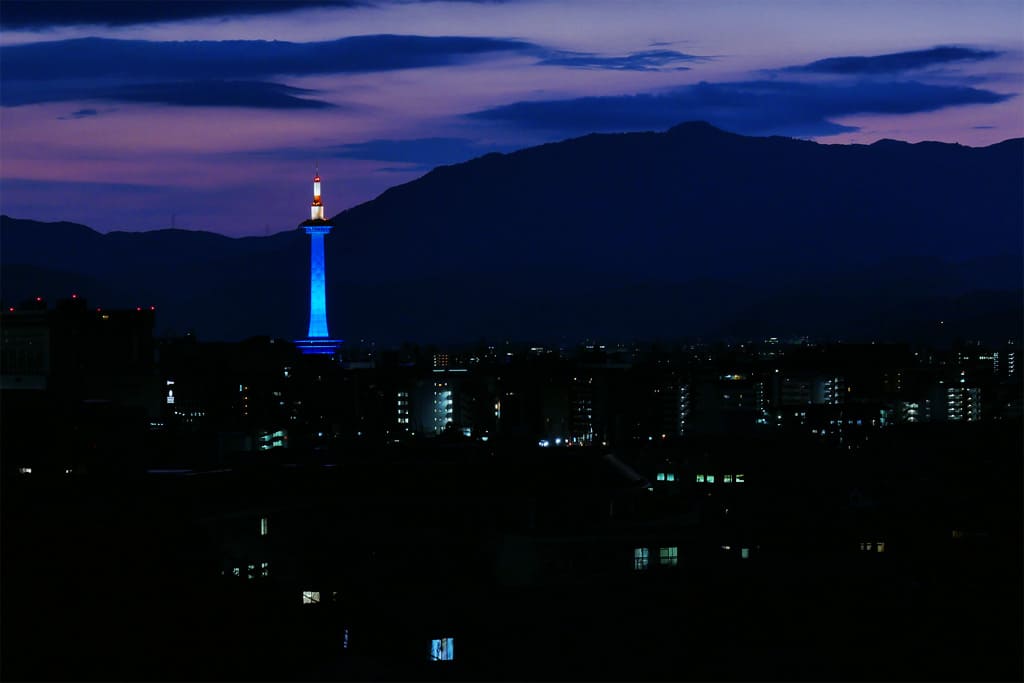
top-left (307, 231), bottom-right (329, 338)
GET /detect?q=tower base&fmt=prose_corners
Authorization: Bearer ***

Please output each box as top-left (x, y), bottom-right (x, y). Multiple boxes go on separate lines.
top-left (294, 338), bottom-right (344, 356)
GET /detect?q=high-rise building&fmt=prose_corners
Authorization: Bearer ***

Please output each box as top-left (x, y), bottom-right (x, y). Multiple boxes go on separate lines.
top-left (295, 167), bottom-right (343, 356)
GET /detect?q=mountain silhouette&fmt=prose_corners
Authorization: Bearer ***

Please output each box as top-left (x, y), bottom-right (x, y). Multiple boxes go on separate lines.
top-left (3, 122), bottom-right (1021, 343)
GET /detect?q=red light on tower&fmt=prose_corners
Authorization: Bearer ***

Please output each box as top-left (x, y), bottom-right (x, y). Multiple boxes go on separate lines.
top-left (35, 296), bottom-right (42, 302)
top-left (136, 307), bottom-right (142, 311)
top-left (8, 307), bottom-right (14, 312)
top-left (149, 305), bottom-right (155, 311)
top-left (72, 293), bottom-right (78, 299)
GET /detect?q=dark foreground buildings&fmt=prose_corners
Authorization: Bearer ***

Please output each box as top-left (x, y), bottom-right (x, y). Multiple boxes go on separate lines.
top-left (1, 298), bottom-right (1021, 681)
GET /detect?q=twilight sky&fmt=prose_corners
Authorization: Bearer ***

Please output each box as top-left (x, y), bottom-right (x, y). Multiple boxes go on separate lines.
top-left (1, 0), bottom-right (1021, 236)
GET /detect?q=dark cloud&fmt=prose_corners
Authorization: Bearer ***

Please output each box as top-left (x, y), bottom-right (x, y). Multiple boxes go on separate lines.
top-left (0, 1), bottom-right (361, 28)
top-left (1, 35), bottom-right (537, 84)
top-left (110, 81), bottom-right (335, 109)
top-left (468, 79), bottom-right (1013, 138)
top-left (972, 125), bottom-right (997, 129)
top-left (11, 80), bottom-right (333, 109)
top-left (0, 0), bottom-right (516, 27)
top-left (56, 108), bottom-right (99, 120)
top-left (787, 46), bottom-right (1002, 75)
top-left (538, 49), bottom-right (706, 72)
top-left (0, 35), bottom-right (536, 108)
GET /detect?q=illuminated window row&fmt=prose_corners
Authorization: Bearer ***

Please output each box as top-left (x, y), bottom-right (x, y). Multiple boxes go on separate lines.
top-left (696, 473), bottom-right (745, 484)
top-left (633, 546), bottom-right (678, 570)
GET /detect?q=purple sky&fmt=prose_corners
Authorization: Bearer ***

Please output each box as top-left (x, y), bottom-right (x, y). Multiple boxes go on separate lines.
top-left (1, 0), bottom-right (1021, 236)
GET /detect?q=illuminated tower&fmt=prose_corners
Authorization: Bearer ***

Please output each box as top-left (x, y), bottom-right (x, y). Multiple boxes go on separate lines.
top-left (296, 166), bottom-right (342, 356)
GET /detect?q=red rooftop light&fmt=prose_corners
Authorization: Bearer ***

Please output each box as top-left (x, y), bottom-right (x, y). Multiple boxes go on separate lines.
top-left (150, 305), bottom-right (155, 311)
top-left (136, 307), bottom-right (142, 311)
top-left (8, 307), bottom-right (14, 312)
top-left (35, 296), bottom-right (42, 302)
top-left (96, 308), bottom-right (102, 312)
top-left (72, 293), bottom-right (78, 299)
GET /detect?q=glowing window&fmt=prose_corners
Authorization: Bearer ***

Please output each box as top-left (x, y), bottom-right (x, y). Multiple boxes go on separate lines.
top-left (303, 591), bottom-right (320, 604)
top-left (260, 561), bottom-right (269, 577)
top-left (706, 475), bottom-right (715, 484)
top-left (724, 474), bottom-right (733, 484)
top-left (18, 467), bottom-right (32, 475)
top-left (695, 474), bottom-right (705, 483)
top-left (735, 473), bottom-right (745, 483)
top-left (741, 548), bottom-right (750, 559)
top-left (633, 547), bottom-right (649, 570)
top-left (666, 473), bottom-right (675, 482)
top-left (859, 542), bottom-right (872, 551)
top-left (431, 637), bottom-right (454, 661)
top-left (659, 546), bottom-right (678, 566)
top-left (343, 628), bottom-right (350, 650)
top-left (657, 473), bottom-right (665, 481)
top-left (876, 542), bottom-right (885, 553)
top-left (232, 567), bottom-right (240, 577)
top-left (260, 517), bottom-right (268, 536)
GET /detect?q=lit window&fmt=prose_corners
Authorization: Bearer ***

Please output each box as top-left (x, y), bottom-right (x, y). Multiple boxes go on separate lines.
top-left (260, 517), bottom-right (268, 536)
top-left (735, 473), bottom-right (745, 483)
top-left (247, 564), bottom-right (255, 580)
top-left (695, 474), bottom-right (705, 483)
top-left (876, 542), bottom-right (885, 553)
top-left (431, 637), bottom-right (454, 661)
top-left (659, 546), bottom-right (678, 566)
top-left (860, 542), bottom-right (872, 551)
top-left (666, 473), bottom-right (675, 482)
top-left (343, 628), bottom-right (350, 650)
top-left (634, 547), bottom-right (649, 570)
top-left (303, 591), bottom-right (320, 604)
top-left (260, 561), bottom-right (269, 578)
top-left (232, 567), bottom-right (240, 577)
top-left (741, 548), bottom-right (750, 559)
top-left (952, 530), bottom-right (964, 539)
top-left (18, 467), bottom-right (32, 475)
top-left (724, 474), bottom-right (733, 484)
top-left (706, 475), bottom-right (715, 484)
top-left (657, 473), bottom-right (665, 481)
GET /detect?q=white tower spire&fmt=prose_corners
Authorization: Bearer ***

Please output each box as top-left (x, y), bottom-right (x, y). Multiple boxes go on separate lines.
top-left (311, 163), bottom-right (324, 221)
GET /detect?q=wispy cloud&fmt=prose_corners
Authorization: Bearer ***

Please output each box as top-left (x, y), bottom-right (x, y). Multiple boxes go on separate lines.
top-left (469, 79), bottom-right (1013, 138)
top-left (56, 108), bottom-right (100, 120)
top-left (328, 137), bottom-right (516, 166)
top-left (538, 49), bottom-right (706, 72)
top-left (785, 45), bottom-right (1001, 75)
top-left (234, 137), bottom-right (518, 171)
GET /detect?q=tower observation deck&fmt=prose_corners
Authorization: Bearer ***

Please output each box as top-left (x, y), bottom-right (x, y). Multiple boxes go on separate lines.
top-left (295, 167), bottom-right (342, 356)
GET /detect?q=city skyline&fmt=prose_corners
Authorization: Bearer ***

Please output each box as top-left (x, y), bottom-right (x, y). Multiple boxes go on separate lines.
top-left (1, 0), bottom-right (1022, 235)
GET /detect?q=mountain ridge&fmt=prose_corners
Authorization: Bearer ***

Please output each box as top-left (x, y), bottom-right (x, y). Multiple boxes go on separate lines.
top-left (3, 122), bottom-right (1021, 343)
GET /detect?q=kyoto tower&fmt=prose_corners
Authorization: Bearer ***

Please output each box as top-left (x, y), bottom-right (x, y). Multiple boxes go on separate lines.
top-left (295, 165), bottom-right (343, 356)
